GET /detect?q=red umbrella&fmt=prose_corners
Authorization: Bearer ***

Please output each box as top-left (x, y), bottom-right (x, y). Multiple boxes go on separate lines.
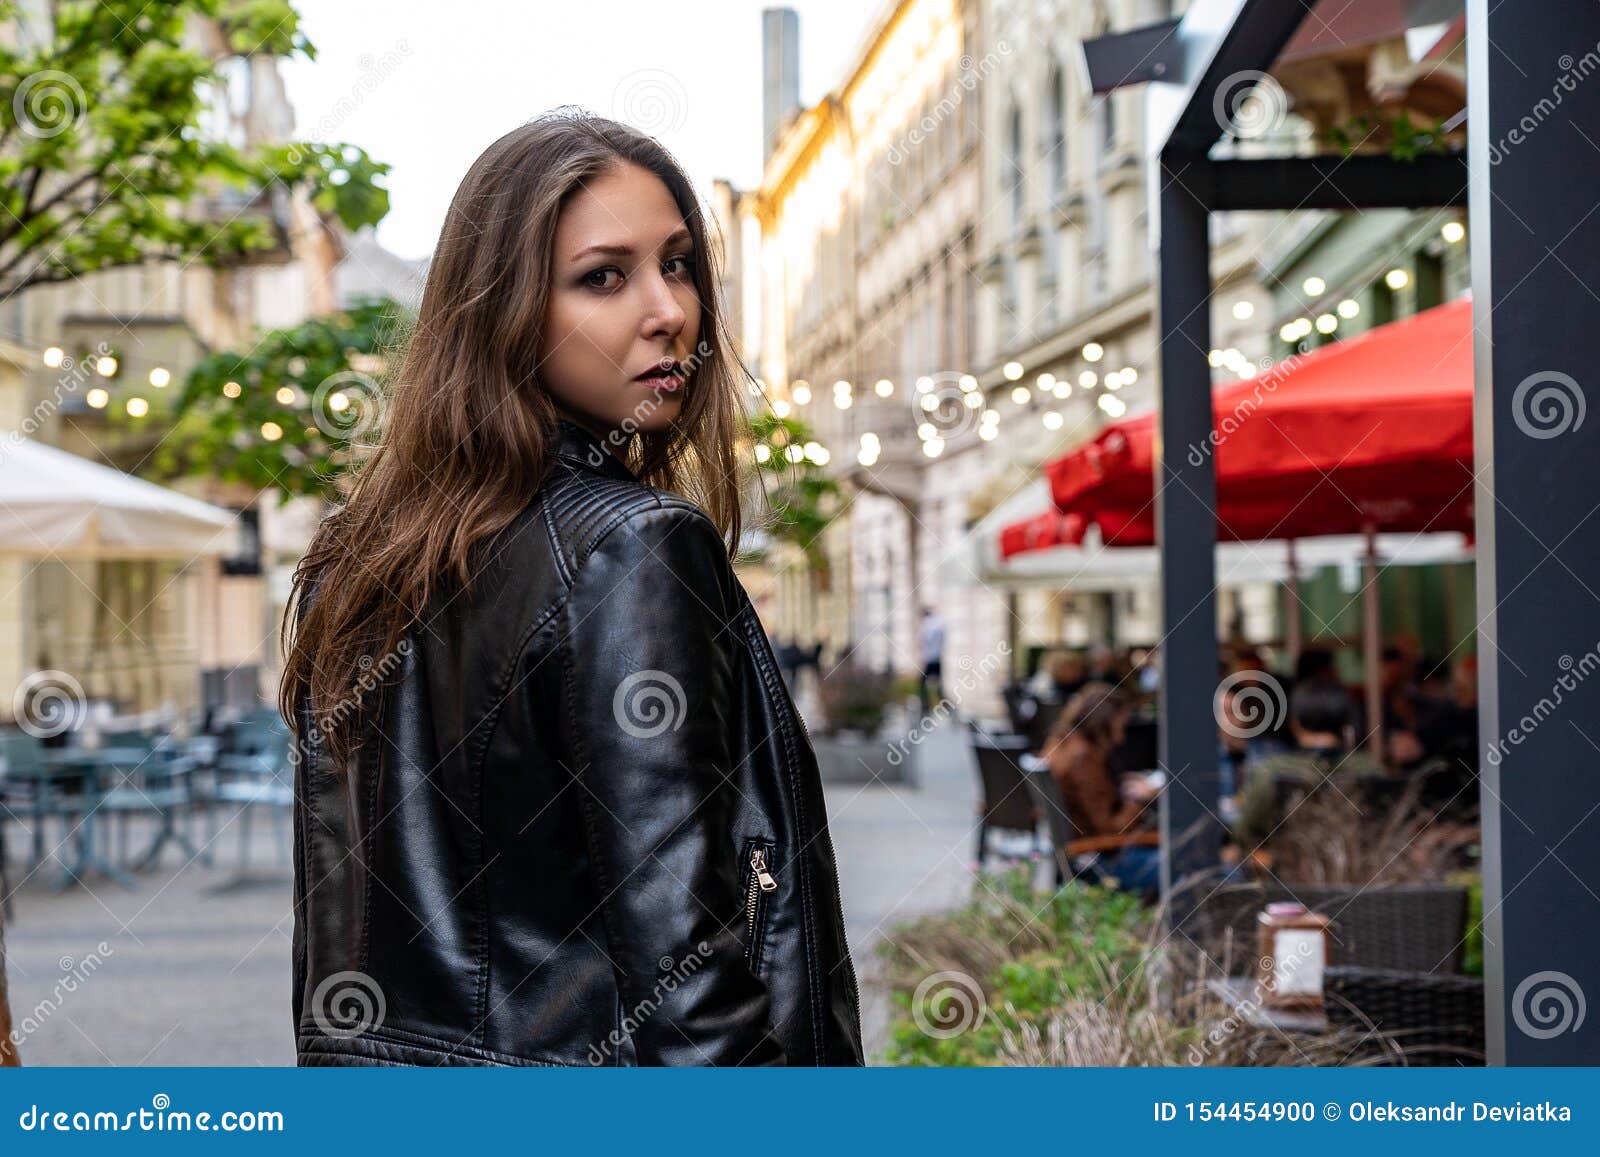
top-left (998, 510), bottom-right (1086, 559)
top-left (1042, 297), bottom-right (1476, 544)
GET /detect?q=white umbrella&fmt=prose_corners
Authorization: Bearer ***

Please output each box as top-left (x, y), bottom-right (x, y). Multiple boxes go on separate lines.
top-left (0, 436), bottom-right (239, 558)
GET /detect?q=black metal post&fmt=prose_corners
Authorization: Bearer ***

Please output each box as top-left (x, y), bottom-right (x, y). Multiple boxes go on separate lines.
top-left (1469, 0), bottom-right (1600, 1064)
top-left (1155, 153), bottom-right (1222, 903)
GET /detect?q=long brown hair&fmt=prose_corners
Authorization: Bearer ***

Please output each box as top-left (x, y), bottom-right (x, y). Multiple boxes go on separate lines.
top-left (280, 110), bottom-right (749, 770)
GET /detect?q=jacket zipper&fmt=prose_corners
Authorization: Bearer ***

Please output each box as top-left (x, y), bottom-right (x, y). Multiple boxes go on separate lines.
top-left (745, 608), bottom-right (865, 1038)
top-left (744, 844), bottom-right (778, 971)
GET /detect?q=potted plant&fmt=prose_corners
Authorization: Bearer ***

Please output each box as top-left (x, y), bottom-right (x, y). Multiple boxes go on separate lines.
top-left (810, 662), bottom-right (908, 786)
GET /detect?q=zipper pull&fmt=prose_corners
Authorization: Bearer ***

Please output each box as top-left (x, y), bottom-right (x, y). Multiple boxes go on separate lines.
top-left (750, 847), bottom-right (778, 892)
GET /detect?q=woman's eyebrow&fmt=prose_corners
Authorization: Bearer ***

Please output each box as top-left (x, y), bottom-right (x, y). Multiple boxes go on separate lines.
top-left (570, 227), bottom-right (692, 262)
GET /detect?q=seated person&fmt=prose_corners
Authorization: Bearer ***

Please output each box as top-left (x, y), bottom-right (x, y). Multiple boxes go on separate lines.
top-left (1232, 683), bottom-right (1385, 853)
top-left (1041, 682), bottom-right (1161, 897)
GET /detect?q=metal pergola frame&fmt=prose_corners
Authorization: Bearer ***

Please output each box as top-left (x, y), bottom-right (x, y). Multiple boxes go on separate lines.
top-left (1087, 0), bottom-right (1600, 1065)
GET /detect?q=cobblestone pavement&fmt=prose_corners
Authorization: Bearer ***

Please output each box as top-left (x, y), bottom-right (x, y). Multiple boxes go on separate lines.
top-left (2, 715), bottom-right (982, 1066)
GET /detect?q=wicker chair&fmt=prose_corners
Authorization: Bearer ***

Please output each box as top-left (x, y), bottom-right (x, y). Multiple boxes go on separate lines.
top-left (1325, 966), bottom-right (1486, 1066)
top-left (1180, 882), bottom-right (1470, 976)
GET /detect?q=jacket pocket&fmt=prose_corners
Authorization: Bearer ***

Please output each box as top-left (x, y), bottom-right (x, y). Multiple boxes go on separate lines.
top-left (741, 839), bottom-right (778, 975)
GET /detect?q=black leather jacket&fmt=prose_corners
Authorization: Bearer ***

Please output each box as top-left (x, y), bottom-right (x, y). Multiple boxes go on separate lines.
top-left (290, 419), bottom-right (864, 1066)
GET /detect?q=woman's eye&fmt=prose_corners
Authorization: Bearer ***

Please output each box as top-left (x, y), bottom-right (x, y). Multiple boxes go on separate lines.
top-left (583, 267), bottom-right (622, 290)
top-left (664, 254), bottom-right (693, 278)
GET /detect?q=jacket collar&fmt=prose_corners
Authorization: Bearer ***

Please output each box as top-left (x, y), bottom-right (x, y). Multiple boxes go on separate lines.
top-left (554, 417), bottom-right (639, 483)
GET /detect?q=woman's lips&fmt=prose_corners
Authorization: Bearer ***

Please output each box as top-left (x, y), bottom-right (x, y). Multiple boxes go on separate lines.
top-left (634, 372), bottom-right (683, 392)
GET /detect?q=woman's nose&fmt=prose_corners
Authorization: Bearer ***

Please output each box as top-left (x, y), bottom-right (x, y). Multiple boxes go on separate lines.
top-left (639, 271), bottom-right (685, 337)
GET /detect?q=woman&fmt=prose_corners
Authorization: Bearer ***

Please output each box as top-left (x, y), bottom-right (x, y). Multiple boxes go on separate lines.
top-left (281, 112), bottom-right (863, 1067)
top-left (1041, 682), bottom-right (1160, 896)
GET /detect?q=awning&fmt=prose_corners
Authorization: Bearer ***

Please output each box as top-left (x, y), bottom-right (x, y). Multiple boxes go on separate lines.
top-left (979, 475), bottom-right (1471, 586)
top-left (0, 437), bottom-right (240, 558)
top-left (1043, 297), bottom-right (1475, 545)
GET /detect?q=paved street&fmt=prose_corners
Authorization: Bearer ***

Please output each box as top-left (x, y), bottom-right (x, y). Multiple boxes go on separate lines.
top-left (2, 716), bottom-right (981, 1066)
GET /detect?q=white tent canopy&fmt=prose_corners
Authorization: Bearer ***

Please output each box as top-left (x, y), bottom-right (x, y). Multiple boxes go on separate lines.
top-left (967, 477), bottom-right (1473, 589)
top-left (0, 436), bottom-right (240, 558)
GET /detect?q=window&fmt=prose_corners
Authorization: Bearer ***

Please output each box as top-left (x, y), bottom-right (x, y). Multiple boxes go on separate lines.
top-left (1007, 101), bottom-right (1026, 230)
top-left (1046, 62), bottom-right (1068, 195)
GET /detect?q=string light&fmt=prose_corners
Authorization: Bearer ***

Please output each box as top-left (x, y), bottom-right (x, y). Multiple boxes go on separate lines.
top-left (42, 347), bottom-right (64, 368)
top-left (1002, 361), bottom-right (1024, 381)
top-left (125, 397), bottom-right (148, 417)
top-left (1302, 276), bottom-right (1326, 296)
top-left (148, 367), bottom-right (170, 388)
top-left (1081, 342), bottom-right (1104, 362)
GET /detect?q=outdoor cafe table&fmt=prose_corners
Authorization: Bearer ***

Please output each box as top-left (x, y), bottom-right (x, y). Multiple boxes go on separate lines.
top-left (28, 746), bottom-right (153, 890)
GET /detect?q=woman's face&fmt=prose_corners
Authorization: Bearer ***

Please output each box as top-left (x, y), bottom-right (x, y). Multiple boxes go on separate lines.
top-left (540, 161), bottom-right (702, 441)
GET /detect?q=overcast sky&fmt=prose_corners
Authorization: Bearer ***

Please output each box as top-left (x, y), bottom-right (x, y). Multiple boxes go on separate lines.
top-left (280, 1), bottom-right (876, 261)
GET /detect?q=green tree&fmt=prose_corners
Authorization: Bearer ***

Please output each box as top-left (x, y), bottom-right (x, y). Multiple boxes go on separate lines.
top-left (748, 410), bottom-right (841, 579)
top-left (149, 296), bottom-right (406, 500)
top-left (0, 0), bottom-right (391, 301)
